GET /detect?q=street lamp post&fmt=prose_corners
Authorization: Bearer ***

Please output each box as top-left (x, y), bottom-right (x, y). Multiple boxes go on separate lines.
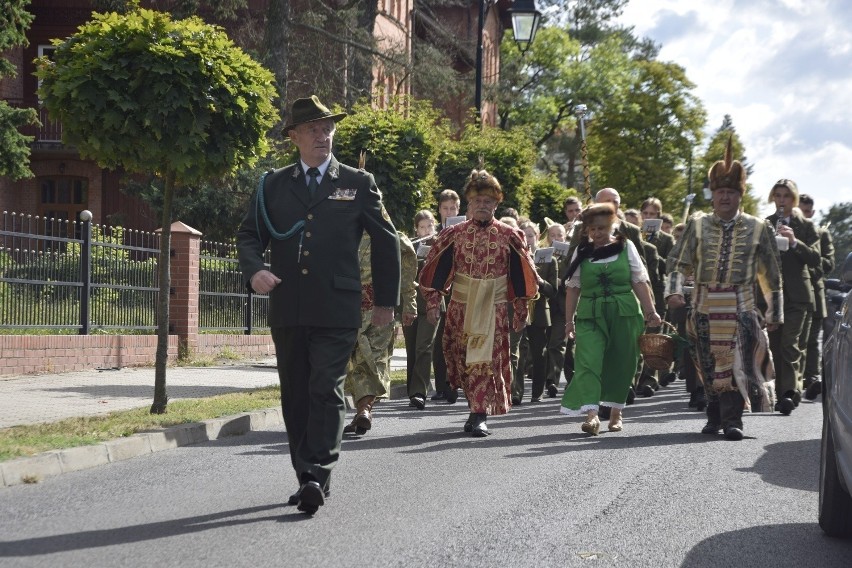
top-left (475, 0), bottom-right (542, 121)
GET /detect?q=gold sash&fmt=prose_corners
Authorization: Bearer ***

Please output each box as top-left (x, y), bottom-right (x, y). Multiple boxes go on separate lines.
top-left (451, 273), bottom-right (508, 364)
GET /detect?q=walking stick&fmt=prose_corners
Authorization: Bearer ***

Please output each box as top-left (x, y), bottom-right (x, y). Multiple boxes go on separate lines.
top-left (575, 104), bottom-right (592, 204)
top-left (681, 193), bottom-right (696, 224)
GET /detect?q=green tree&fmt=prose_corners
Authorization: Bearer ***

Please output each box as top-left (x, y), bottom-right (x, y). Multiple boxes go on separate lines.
top-left (497, 26), bottom-right (634, 191)
top-left (588, 59), bottom-right (706, 211)
top-left (435, 126), bottom-right (538, 215)
top-left (332, 97), bottom-right (444, 232)
top-left (526, 174), bottom-right (578, 226)
top-left (0, 0), bottom-right (39, 180)
top-left (36, 3), bottom-right (278, 413)
top-left (122, 154), bottom-right (281, 244)
top-left (822, 202), bottom-right (852, 278)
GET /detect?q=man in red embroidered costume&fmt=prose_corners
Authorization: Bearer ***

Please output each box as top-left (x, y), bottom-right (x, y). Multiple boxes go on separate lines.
top-left (419, 169), bottom-right (538, 437)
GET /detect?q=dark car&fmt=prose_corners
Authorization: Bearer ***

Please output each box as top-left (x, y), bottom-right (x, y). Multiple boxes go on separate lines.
top-left (824, 277), bottom-right (850, 341)
top-left (819, 252), bottom-right (852, 537)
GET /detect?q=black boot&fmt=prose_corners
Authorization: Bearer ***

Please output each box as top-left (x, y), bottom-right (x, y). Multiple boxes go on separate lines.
top-left (471, 413), bottom-right (489, 437)
top-left (694, 387), bottom-right (706, 412)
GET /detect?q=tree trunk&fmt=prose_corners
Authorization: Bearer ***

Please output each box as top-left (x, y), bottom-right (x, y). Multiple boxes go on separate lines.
top-left (348, 1), bottom-right (377, 108)
top-left (151, 169), bottom-right (176, 414)
top-left (265, 0), bottom-right (290, 142)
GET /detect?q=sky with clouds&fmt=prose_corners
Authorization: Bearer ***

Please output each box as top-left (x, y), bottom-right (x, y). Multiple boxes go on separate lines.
top-left (616, 0), bottom-right (852, 219)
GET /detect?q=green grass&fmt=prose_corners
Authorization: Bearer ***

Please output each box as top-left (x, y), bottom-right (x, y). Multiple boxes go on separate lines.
top-left (0, 369), bottom-right (408, 463)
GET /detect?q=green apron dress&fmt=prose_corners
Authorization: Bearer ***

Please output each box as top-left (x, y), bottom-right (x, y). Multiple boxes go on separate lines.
top-left (560, 247), bottom-right (644, 415)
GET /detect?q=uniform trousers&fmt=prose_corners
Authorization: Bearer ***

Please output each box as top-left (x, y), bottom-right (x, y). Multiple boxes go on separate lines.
top-left (804, 313), bottom-right (822, 381)
top-left (403, 291), bottom-right (437, 398)
top-left (515, 326), bottom-right (549, 400)
top-left (546, 311), bottom-right (574, 387)
top-left (769, 301), bottom-right (812, 396)
top-left (345, 310), bottom-right (395, 402)
top-left (272, 325), bottom-right (358, 491)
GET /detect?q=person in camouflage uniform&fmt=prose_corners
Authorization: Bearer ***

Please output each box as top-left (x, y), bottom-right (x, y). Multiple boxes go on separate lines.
top-left (344, 231), bottom-right (418, 435)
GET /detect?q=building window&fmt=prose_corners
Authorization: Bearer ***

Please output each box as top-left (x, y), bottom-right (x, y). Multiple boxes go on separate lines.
top-left (37, 45), bottom-right (57, 95)
top-left (38, 176), bottom-right (89, 235)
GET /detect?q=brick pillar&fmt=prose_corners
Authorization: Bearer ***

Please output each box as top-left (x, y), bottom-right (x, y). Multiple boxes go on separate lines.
top-left (166, 221), bottom-right (202, 356)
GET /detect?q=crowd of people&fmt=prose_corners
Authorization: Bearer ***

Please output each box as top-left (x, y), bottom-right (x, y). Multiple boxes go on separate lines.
top-left (237, 95), bottom-right (835, 516)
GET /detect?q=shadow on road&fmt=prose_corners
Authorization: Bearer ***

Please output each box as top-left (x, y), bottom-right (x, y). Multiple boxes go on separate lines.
top-left (734, 438), bottom-right (820, 492)
top-left (680, 523), bottom-right (852, 567)
top-left (0, 503), bottom-right (309, 557)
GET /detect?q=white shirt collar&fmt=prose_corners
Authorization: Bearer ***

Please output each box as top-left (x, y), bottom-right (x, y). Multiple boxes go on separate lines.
top-left (300, 156), bottom-right (332, 183)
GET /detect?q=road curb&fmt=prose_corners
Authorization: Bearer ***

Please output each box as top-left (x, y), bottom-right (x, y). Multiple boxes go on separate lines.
top-left (0, 406), bottom-right (285, 488)
top-left (0, 384), bottom-right (409, 488)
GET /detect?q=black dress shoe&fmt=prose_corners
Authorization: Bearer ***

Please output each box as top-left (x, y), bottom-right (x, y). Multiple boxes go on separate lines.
top-left (791, 390), bottom-right (802, 407)
top-left (297, 481), bottom-right (325, 515)
top-left (805, 380), bottom-right (822, 400)
top-left (659, 372), bottom-right (676, 387)
top-left (776, 397), bottom-right (795, 416)
top-left (598, 406), bottom-right (611, 421)
top-left (471, 413), bottom-right (489, 437)
top-left (288, 485), bottom-right (330, 506)
top-left (431, 391), bottom-right (446, 401)
top-left (688, 391), bottom-right (697, 408)
top-left (639, 384), bottom-right (655, 397)
top-left (702, 422), bottom-right (721, 435)
top-left (409, 394), bottom-right (426, 410)
top-left (723, 427), bottom-right (744, 441)
top-left (546, 384), bottom-right (558, 398)
top-left (511, 397), bottom-right (522, 405)
top-left (446, 389), bottom-right (459, 404)
top-left (530, 396), bottom-right (542, 403)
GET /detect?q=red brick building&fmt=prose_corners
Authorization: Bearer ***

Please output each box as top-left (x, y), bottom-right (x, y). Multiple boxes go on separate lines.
top-left (0, 0), bottom-right (512, 229)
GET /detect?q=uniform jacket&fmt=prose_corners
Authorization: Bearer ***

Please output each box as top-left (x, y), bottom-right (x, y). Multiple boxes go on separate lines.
top-left (810, 226), bottom-right (835, 318)
top-left (646, 230), bottom-right (674, 259)
top-left (237, 155), bottom-right (401, 329)
top-left (529, 254), bottom-right (557, 327)
top-left (765, 210), bottom-right (821, 308)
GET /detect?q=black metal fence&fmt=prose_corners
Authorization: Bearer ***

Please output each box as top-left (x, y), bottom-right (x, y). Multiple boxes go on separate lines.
top-left (1, 211), bottom-right (269, 335)
top-left (198, 240), bottom-right (270, 334)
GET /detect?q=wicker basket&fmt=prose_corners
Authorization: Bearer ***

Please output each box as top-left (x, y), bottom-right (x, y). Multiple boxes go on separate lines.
top-left (638, 321), bottom-right (678, 371)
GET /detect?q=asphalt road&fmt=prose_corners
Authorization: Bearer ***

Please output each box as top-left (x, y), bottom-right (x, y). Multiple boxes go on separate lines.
top-left (1, 381), bottom-right (850, 567)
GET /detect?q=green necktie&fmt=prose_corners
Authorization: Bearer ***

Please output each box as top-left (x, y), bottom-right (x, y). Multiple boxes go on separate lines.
top-left (306, 167), bottom-right (320, 199)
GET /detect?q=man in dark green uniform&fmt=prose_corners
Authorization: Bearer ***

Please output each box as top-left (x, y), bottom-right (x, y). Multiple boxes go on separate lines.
top-left (237, 96), bottom-right (401, 515)
top-left (798, 193), bottom-right (835, 400)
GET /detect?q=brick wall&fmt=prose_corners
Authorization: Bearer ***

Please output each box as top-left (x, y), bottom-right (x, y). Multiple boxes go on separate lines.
top-left (0, 334), bottom-right (275, 377)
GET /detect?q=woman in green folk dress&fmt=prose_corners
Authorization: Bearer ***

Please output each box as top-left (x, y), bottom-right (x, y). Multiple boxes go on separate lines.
top-left (561, 203), bottom-right (661, 434)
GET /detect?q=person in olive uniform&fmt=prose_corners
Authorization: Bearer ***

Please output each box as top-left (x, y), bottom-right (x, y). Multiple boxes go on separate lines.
top-left (765, 179), bottom-right (821, 415)
top-left (237, 96), bottom-right (401, 515)
top-left (798, 194), bottom-right (835, 399)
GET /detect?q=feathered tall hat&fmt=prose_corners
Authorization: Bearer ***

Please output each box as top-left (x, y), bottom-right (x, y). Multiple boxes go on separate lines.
top-left (707, 136), bottom-right (747, 194)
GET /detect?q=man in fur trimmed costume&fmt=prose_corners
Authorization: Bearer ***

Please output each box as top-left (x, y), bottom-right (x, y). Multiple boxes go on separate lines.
top-left (665, 138), bottom-right (783, 441)
top-left (419, 169), bottom-right (539, 437)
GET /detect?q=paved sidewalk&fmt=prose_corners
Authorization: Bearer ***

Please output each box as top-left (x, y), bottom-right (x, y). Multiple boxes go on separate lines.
top-left (0, 350), bottom-right (408, 487)
top-left (0, 350), bottom-right (408, 429)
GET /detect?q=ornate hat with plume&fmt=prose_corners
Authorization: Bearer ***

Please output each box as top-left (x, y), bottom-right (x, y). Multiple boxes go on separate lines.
top-left (707, 136), bottom-right (747, 194)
